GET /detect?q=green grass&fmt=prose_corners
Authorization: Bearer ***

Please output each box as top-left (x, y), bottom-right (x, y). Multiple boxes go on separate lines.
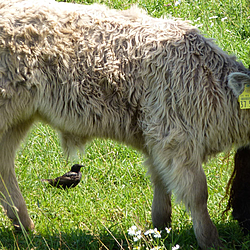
top-left (0, 0), bottom-right (250, 249)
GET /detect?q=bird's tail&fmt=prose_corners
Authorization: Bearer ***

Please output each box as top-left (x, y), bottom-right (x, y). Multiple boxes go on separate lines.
top-left (41, 178), bottom-right (61, 187)
top-left (41, 179), bottom-right (54, 184)
top-left (41, 179), bottom-right (50, 182)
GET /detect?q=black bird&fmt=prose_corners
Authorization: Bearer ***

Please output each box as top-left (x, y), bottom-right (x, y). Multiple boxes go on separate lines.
top-left (42, 164), bottom-right (83, 189)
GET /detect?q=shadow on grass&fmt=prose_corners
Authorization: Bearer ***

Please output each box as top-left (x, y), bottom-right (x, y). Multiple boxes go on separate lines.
top-left (0, 226), bottom-right (130, 250)
top-left (0, 221), bottom-right (250, 250)
top-left (216, 221), bottom-right (250, 250)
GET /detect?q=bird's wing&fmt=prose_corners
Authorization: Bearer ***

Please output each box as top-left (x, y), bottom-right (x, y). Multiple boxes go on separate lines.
top-left (62, 171), bottom-right (79, 179)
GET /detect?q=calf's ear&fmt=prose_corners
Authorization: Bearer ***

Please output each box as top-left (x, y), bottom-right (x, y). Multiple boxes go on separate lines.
top-left (228, 72), bottom-right (250, 97)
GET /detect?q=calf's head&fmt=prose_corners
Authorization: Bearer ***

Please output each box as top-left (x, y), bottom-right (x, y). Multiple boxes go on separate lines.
top-left (228, 72), bottom-right (250, 97)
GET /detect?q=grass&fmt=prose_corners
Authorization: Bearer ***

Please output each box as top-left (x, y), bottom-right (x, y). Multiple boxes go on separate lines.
top-left (0, 0), bottom-right (250, 249)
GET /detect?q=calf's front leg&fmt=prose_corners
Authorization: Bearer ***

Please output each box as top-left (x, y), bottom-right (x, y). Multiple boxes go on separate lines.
top-left (147, 158), bottom-right (172, 229)
top-left (151, 146), bottom-right (222, 249)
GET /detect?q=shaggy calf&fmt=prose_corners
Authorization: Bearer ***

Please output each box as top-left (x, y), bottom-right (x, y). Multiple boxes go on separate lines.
top-left (0, 0), bottom-right (250, 249)
top-left (226, 146), bottom-right (250, 234)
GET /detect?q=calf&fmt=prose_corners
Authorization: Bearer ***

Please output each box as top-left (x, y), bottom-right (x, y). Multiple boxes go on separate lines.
top-left (0, 0), bottom-right (250, 248)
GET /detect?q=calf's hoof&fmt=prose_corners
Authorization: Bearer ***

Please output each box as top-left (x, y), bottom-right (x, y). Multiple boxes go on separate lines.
top-left (13, 218), bottom-right (34, 232)
top-left (196, 223), bottom-right (223, 249)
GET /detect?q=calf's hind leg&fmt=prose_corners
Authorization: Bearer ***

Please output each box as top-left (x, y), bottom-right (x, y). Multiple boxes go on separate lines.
top-left (0, 120), bottom-right (34, 230)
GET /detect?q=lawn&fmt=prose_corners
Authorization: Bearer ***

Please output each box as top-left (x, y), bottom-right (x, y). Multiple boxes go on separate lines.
top-left (0, 0), bottom-right (250, 249)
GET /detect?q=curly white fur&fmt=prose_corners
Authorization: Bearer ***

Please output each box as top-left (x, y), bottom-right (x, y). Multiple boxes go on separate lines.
top-left (0, 1), bottom-right (250, 248)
